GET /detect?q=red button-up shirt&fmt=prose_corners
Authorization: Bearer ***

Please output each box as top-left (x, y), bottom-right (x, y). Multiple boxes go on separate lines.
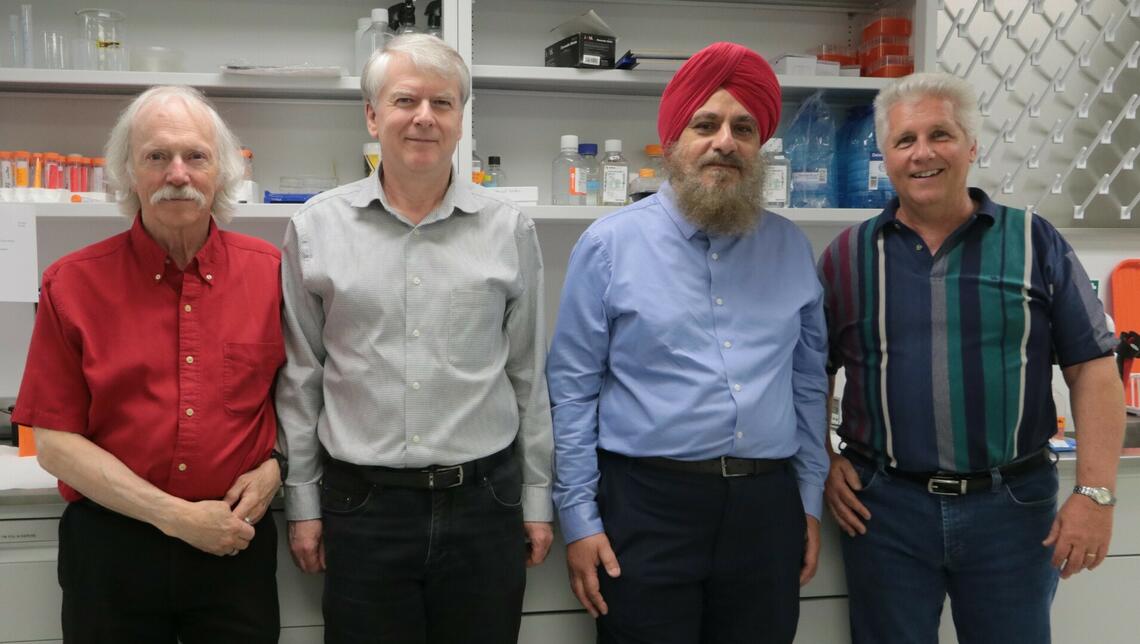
top-left (14, 216), bottom-right (284, 503)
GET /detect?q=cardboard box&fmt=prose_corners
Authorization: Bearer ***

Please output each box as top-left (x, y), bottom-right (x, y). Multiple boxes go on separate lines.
top-left (772, 54), bottom-right (817, 76)
top-left (545, 33), bottom-right (616, 69)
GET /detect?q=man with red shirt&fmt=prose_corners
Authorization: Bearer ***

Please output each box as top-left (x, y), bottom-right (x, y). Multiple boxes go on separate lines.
top-left (13, 85), bottom-right (284, 644)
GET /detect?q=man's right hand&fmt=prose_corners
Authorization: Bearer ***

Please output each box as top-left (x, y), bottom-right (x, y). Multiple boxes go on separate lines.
top-left (824, 454), bottom-right (872, 537)
top-left (566, 532), bottom-right (621, 618)
top-left (288, 519), bottom-right (326, 573)
top-left (166, 499), bottom-right (256, 556)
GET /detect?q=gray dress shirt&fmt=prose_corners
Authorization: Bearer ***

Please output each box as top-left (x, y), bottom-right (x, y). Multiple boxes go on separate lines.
top-left (276, 172), bottom-right (554, 522)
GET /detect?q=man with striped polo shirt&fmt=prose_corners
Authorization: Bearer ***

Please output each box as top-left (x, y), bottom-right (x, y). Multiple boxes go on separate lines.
top-left (818, 72), bottom-right (1125, 643)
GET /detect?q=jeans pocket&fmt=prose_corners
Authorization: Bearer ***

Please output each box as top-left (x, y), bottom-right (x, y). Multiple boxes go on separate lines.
top-left (849, 458), bottom-right (881, 493)
top-left (320, 468), bottom-right (374, 515)
top-left (1004, 465), bottom-right (1059, 507)
top-left (482, 460), bottom-right (523, 509)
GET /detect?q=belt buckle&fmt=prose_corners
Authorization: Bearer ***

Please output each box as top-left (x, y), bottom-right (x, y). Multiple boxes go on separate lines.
top-left (720, 457), bottom-right (750, 478)
top-left (926, 476), bottom-right (967, 496)
top-left (427, 465), bottom-right (464, 489)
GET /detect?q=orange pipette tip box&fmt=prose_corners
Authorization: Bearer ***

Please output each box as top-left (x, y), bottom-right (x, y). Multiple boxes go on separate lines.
top-left (17, 425), bottom-right (37, 457)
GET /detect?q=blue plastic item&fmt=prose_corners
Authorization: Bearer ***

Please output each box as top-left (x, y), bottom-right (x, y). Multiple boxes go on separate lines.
top-left (839, 104), bottom-right (897, 209)
top-left (785, 91), bottom-right (838, 208)
top-left (264, 191), bottom-right (319, 203)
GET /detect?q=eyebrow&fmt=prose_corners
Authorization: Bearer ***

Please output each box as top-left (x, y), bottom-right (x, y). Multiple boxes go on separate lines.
top-left (688, 112), bottom-right (758, 126)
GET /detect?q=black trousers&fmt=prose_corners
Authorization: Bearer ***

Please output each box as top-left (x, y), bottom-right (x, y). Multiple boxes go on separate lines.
top-left (320, 455), bottom-right (528, 644)
top-left (595, 449), bottom-right (806, 644)
top-left (58, 500), bottom-right (279, 644)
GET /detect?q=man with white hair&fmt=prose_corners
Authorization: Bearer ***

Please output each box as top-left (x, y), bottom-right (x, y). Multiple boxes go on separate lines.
top-left (819, 72), bottom-right (1125, 643)
top-left (275, 34), bottom-right (554, 644)
top-left (13, 85), bottom-right (284, 643)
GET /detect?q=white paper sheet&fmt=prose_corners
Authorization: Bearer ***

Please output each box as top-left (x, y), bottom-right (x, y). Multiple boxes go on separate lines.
top-left (0, 205), bottom-right (38, 303)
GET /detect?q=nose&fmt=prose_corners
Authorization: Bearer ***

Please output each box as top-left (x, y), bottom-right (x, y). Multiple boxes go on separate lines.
top-left (711, 122), bottom-right (738, 156)
top-left (412, 99), bottom-right (436, 128)
top-left (164, 155), bottom-right (190, 185)
top-left (913, 137), bottom-right (936, 160)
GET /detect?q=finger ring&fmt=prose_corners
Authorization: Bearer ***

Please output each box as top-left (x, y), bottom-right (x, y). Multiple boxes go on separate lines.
top-left (1085, 553), bottom-right (1097, 559)
top-left (229, 549), bottom-right (239, 556)
top-left (244, 517), bottom-right (254, 525)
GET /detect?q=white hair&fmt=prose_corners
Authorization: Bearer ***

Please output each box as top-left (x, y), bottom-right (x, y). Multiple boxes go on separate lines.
top-left (873, 72), bottom-right (982, 154)
top-left (104, 85), bottom-right (244, 223)
top-left (360, 33), bottom-right (470, 108)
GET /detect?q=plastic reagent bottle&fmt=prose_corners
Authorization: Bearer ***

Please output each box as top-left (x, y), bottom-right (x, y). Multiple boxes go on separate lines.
top-left (578, 143), bottom-right (601, 206)
top-left (552, 135), bottom-right (585, 205)
top-left (471, 138), bottom-right (484, 185)
top-left (358, 9), bottom-right (390, 73)
top-left (482, 156), bottom-right (505, 187)
top-left (761, 137), bottom-right (790, 208)
top-left (601, 139), bottom-right (630, 206)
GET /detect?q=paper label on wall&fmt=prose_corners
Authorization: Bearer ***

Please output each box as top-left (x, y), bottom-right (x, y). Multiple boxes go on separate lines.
top-left (0, 205), bottom-right (38, 302)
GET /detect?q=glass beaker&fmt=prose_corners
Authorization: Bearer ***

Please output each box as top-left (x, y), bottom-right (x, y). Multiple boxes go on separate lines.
top-left (76, 9), bottom-right (125, 71)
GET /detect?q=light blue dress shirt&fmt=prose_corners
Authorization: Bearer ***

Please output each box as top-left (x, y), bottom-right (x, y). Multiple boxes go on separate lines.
top-left (547, 181), bottom-right (830, 544)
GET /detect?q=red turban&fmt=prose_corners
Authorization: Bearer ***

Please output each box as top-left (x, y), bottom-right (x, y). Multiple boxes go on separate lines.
top-left (657, 42), bottom-right (781, 150)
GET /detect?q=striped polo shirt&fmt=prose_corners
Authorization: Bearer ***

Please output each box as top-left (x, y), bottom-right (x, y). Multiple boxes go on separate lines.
top-left (818, 188), bottom-right (1114, 473)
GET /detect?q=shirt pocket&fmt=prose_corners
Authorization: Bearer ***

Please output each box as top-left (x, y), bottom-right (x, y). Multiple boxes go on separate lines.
top-left (223, 342), bottom-right (286, 417)
top-left (447, 287), bottom-right (506, 370)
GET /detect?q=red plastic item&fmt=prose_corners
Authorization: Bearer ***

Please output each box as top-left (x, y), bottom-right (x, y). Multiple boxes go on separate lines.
top-left (861, 35), bottom-right (911, 63)
top-left (1110, 259), bottom-right (1140, 334)
top-left (809, 44), bottom-right (858, 67)
top-left (863, 16), bottom-right (912, 42)
top-left (863, 55), bottom-right (914, 78)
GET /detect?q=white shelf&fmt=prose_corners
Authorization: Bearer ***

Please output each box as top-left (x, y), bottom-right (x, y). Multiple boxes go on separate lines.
top-left (473, 65), bottom-right (891, 98)
top-left (0, 68), bottom-right (363, 100)
top-left (13, 202), bottom-right (878, 226)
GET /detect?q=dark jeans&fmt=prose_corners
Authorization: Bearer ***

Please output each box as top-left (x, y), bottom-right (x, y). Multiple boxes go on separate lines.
top-left (841, 456), bottom-right (1060, 644)
top-left (595, 449), bottom-right (806, 644)
top-left (321, 456), bottom-right (528, 644)
top-left (58, 499), bottom-right (279, 644)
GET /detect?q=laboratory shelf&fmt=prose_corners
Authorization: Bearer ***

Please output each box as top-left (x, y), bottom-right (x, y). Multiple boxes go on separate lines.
top-left (0, 68), bottom-right (364, 100)
top-left (472, 65), bottom-right (892, 98)
top-left (15, 202), bottom-right (879, 226)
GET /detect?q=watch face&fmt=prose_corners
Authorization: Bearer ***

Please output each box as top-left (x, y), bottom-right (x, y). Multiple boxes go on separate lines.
top-left (1091, 488), bottom-right (1113, 505)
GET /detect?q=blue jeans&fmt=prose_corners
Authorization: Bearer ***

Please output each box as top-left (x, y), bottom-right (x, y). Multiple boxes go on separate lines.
top-left (841, 455), bottom-right (1060, 644)
top-left (320, 456), bottom-right (527, 644)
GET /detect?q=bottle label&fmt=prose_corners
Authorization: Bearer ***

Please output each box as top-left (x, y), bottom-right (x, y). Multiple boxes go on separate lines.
top-left (793, 169), bottom-right (827, 187)
top-left (868, 153), bottom-right (889, 190)
top-left (602, 165), bottom-right (628, 204)
top-left (0, 162), bottom-right (13, 189)
top-left (570, 168), bottom-right (586, 196)
top-left (763, 166), bottom-right (789, 207)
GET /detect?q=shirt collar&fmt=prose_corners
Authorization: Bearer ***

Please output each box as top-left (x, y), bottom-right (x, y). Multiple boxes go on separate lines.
top-left (873, 186), bottom-right (999, 235)
top-left (129, 214), bottom-right (224, 286)
top-left (657, 181), bottom-right (702, 240)
top-left (350, 166), bottom-right (479, 227)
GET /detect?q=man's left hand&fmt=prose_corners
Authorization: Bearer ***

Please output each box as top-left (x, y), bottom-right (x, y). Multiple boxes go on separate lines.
top-left (224, 458), bottom-right (282, 526)
top-left (800, 515), bottom-right (821, 586)
top-left (1043, 493), bottom-right (1113, 579)
top-left (524, 521), bottom-right (554, 567)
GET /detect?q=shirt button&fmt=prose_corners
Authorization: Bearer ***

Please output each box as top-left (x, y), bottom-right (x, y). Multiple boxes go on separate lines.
top-left (737, 432), bottom-right (744, 439)
top-left (184, 304), bottom-right (192, 312)
top-left (154, 274), bottom-right (162, 281)
top-left (185, 356), bottom-right (194, 364)
top-left (412, 229), bottom-right (421, 237)
top-left (177, 463), bottom-right (187, 472)
top-left (715, 297), bottom-right (724, 306)
top-left (411, 381), bottom-right (421, 390)
top-left (711, 252), bottom-right (719, 260)
top-left (205, 274), bottom-right (213, 281)
top-left (412, 435), bottom-right (421, 443)
top-left (412, 276), bottom-right (422, 286)
top-left (723, 340), bottom-right (732, 349)
top-left (915, 244), bottom-right (923, 251)
top-left (733, 384), bottom-right (742, 392)
top-left (185, 408), bottom-right (194, 417)
top-left (412, 329), bottom-right (420, 337)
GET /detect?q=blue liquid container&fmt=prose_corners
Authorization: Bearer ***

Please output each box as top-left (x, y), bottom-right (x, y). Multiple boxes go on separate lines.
top-left (786, 91), bottom-right (838, 208)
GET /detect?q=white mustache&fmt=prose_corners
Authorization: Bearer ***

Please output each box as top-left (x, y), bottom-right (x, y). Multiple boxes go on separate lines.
top-left (150, 184), bottom-right (208, 208)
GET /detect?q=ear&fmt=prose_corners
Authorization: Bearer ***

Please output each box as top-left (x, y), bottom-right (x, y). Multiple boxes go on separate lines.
top-left (365, 102), bottom-right (380, 139)
top-left (967, 136), bottom-right (978, 164)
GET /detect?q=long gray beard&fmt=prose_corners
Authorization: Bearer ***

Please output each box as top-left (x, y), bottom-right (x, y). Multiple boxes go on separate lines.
top-left (665, 152), bottom-right (768, 237)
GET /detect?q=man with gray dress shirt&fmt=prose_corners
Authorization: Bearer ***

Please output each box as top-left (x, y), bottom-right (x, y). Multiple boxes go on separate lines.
top-left (275, 34), bottom-right (554, 644)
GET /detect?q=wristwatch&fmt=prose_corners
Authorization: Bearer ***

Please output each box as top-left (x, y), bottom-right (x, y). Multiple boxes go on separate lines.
top-left (270, 449), bottom-right (288, 483)
top-left (1073, 485), bottom-right (1116, 506)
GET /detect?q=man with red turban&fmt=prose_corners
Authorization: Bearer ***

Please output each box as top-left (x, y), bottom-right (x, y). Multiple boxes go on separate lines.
top-left (547, 42), bottom-right (829, 643)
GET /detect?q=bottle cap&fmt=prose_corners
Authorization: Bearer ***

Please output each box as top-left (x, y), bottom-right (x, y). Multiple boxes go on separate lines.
top-left (371, 8), bottom-right (389, 23)
top-left (640, 168), bottom-right (655, 178)
top-left (560, 135), bottom-right (579, 149)
top-left (488, 155), bottom-right (500, 165)
top-left (578, 143), bottom-right (598, 156)
top-left (604, 139), bottom-right (622, 153)
top-left (241, 147), bottom-right (254, 159)
top-left (645, 144), bottom-right (663, 156)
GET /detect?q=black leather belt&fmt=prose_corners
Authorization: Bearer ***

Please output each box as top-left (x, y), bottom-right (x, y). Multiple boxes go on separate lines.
top-left (328, 446), bottom-right (513, 490)
top-left (843, 445), bottom-right (1053, 496)
top-left (636, 454), bottom-right (787, 478)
